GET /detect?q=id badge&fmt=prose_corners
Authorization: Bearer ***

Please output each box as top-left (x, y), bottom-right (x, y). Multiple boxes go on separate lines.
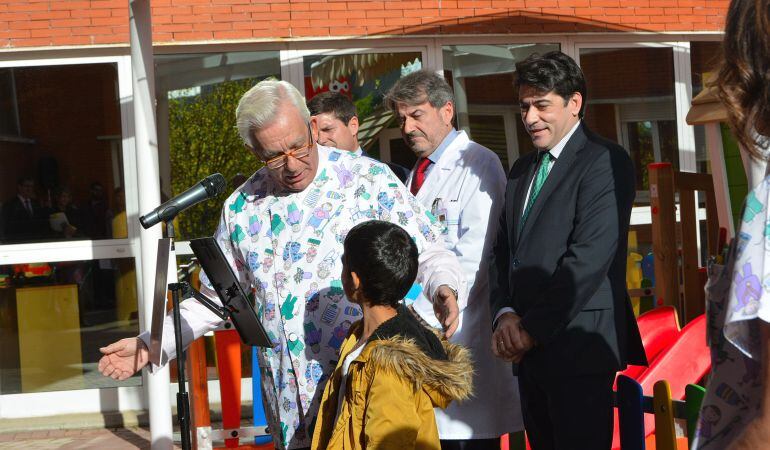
top-left (431, 198), bottom-right (448, 235)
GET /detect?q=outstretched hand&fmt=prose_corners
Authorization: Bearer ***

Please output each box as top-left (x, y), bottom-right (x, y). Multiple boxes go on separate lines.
top-left (98, 337), bottom-right (150, 381)
top-left (434, 285), bottom-right (460, 338)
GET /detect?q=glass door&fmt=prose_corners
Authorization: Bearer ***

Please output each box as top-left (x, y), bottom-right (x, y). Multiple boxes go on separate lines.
top-left (0, 55), bottom-right (143, 418)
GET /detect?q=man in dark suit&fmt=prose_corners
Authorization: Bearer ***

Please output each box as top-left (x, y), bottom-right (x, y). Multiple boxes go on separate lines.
top-left (2, 176), bottom-right (49, 242)
top-left (307, 91), bottom-right (411, 182)
top-left (489, 51), bottom-right (646, 450)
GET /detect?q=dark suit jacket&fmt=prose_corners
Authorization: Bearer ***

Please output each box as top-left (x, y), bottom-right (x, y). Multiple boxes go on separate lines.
top-left (2, 196), bottom-right (50, 242)
top-left (360, 149), bottom-right (411, 183)
top-left (489, 123), bottom-right (646, 376)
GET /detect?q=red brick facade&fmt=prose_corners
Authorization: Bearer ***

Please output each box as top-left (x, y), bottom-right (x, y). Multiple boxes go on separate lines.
top-left (1, 0), bottom-right (727, 49)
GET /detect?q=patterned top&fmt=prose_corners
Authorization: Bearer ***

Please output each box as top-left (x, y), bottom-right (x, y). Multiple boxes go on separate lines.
top-left (694, 136), bottom-right (770, 449)
top-left (199, 146), bottom-right (457, 449)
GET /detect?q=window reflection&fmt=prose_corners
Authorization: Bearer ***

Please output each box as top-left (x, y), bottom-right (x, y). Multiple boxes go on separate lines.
top-left (0, 64), bottom-right (125, 245)
top-left (0, 257), bottom-right (139, 394)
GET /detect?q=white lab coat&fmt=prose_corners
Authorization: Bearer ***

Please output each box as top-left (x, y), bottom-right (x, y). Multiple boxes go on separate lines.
top-left (408, 131), bottom-right (524, 439)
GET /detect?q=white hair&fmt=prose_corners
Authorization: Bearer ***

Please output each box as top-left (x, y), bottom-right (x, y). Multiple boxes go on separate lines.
top-left (235, 79), bottom-right (310, 148)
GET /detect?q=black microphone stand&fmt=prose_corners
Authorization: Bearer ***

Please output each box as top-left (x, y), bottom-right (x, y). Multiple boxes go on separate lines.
top-left (165, 221), bottom-right (192, 450)
top-left (166, 221), bottom-right (238, 450)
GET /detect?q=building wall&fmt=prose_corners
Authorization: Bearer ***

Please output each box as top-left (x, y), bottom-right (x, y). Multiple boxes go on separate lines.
top-left (1, 0), bottom-right (727, 49)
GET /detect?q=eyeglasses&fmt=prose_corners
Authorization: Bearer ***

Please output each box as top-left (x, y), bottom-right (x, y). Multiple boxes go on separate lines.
top-left (263, 124), bottom-right (314, 170)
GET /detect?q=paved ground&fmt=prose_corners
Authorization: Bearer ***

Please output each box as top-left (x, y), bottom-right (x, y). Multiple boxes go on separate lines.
top-left (0, 426), bottom-right (175, 449)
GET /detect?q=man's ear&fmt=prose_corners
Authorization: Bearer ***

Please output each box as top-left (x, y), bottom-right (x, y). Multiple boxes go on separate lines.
top-left (310, 116), bottom-right (319, 141)
top-left (440, 101), bottom-right (454, 126)
top-left (569, 92), bottom-right (583, 117)
top-left (348, 115), bottom-right (360, 136)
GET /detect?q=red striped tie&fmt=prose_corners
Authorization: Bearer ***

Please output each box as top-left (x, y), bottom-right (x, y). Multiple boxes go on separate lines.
top-left (410, 158), bottom-right (432, 195)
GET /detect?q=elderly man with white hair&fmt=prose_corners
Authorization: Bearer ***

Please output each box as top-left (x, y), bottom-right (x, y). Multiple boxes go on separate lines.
top-left (97, 79), bottom-right (467, 450)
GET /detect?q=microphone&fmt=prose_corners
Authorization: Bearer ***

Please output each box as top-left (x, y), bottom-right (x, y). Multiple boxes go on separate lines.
top-left (139, 173), bottom-right (227, 229)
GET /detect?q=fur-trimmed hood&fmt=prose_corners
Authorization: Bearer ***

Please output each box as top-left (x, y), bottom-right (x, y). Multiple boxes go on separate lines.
top-left (357, 306), bottom-right (474, 408)
top-left (363, 335), bottom-right (474, 408)
top-left (311, 306), bottom-right (474, 450)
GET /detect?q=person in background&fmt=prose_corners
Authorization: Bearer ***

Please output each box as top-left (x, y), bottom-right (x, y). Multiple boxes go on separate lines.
top-left (307, 91), bottom-right (411, 183)
top-left (80, 181), bottom-right (111, 239)
top-left (312, 220), bottom-right (472, 450)
top-left (694, 1), bottom-right (770, 448)
top-left (385, 70), bottom-right (523, 450)
top-left (489, 51), bottom-right (646, 450)
top-left (48, 187), bottom-right (82, 239)
top-left (2, 176), bottom-right (49, 242)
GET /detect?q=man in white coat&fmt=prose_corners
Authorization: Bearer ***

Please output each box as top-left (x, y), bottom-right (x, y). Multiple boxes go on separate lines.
top-left (385, 70), bottom-right (523, 449)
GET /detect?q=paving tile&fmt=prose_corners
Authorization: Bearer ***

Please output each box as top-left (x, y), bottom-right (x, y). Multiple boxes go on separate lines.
top-left (0, 427), bottom-right (185, 450)
top-left (0, 437), bottom-right (75, 449)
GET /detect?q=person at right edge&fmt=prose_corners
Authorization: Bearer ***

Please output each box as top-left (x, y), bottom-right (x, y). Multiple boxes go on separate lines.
top-left (489, 51), bottom-right (647, 450)
top-left (693, 1), bottom-right (770, 449)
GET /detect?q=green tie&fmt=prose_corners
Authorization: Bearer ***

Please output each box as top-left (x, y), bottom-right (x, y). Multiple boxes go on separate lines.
top-left (521, 151), bottom-right (552, 230)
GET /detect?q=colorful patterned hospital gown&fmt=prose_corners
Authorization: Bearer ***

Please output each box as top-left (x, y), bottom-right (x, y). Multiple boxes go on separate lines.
top-left (694, 139), bottom-right (770, 449)
top-left (198, 146), bottom-right (460, 449)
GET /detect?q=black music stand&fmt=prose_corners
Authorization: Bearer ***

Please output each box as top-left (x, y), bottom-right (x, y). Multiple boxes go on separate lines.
top-left (187, 237), bottom-right (271, 347)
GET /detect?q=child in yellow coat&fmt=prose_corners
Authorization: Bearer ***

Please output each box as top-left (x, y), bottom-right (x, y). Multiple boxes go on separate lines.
top-left (311, 220), bottom-right (473, 450)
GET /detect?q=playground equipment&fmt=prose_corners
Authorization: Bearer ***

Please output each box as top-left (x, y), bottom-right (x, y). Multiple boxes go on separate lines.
top-left (616, 375), bottom-right (707, 450)
top-left (616, 306), bottom-right (681, 386)
top-left (612, 312), bottom-right (710, 449)
top-left (648, 162), bottom-right (721, 324)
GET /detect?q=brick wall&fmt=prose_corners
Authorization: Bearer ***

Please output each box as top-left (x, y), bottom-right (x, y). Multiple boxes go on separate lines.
top-left (1, 0), bottom-right (727, 49)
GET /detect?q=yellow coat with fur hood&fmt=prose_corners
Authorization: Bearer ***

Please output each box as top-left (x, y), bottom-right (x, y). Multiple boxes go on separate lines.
top-left (311, 306), bottom-right (473, 450)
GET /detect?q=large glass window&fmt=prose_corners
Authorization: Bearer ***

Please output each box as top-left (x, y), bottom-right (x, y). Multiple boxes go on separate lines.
top-left (155, 52), bottom-right (281, 241)
top-left (580, 47), bottom-right (678, 200)
top-left (0, 257), bottom-right (140, 394)
top-left (0, 61), bottom-right (138, 397)
top-left (303, 51), bottom-right (422, 168)
top-left (442, 43), bottom-right (560, 169)
top-left (0, 64), bottom-right (126, 244)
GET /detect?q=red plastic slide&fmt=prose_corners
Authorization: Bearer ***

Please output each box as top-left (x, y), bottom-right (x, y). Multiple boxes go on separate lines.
top-left (616, 306), bottom-right (681, 387)
top-left (612, 314), bottom-right (710, 449)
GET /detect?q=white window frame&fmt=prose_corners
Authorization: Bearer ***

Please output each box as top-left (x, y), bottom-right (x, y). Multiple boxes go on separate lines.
top-left (0, 54), bottom-right (146, 418)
